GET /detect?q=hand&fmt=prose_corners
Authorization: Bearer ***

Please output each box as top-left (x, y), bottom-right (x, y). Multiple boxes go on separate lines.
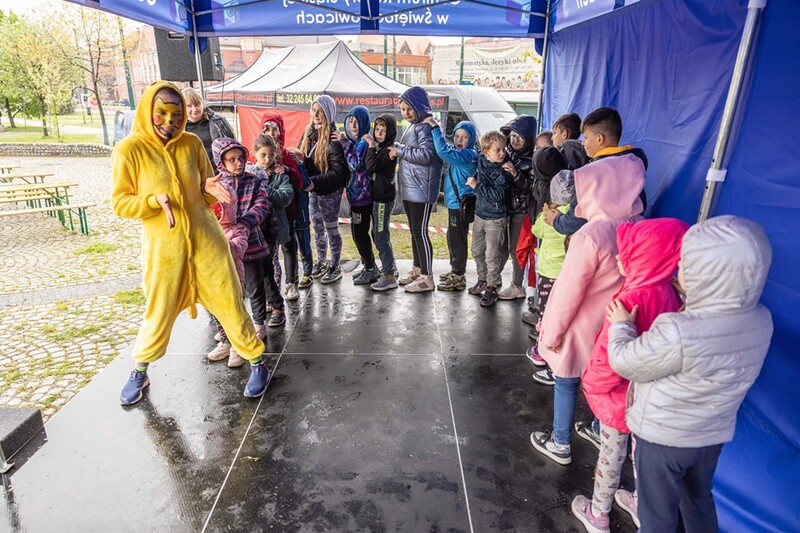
top-left (330, 129), bottom-right (341, 142)
top-left (304, 180), bottom-right (315, 192)
top-left (547, 344), bottom-right (560, 353)
top-left (274, 164), bottom-right (285, 175)
top-left (155, 193), bottom-right (175, 229)
top-left (387, 146), bottom-right (397, 160)
top-left (466, 177), bottom-right (477, 189)
top-left (502, 161), bottom-right (518, 177)
top-left (204, 174), bottom-right (233, 204)
top-left (362, 133), bottom-right (375, 147)
top-left (422, 117), bottom-right (438, 128)
top-left (606, 300), bottom-right (638, 323)
top-left (544, 204), bottom-right (558, 226)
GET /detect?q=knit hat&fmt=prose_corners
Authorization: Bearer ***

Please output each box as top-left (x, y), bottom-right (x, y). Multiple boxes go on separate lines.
top-left (312, 95), bottom-right (336, 127)
top-left (550, 169), bottom-right (575, 206)
top-left (212, 136), bottom-right (249, 173)
top-left (532, 146), bottom-right (569, 182)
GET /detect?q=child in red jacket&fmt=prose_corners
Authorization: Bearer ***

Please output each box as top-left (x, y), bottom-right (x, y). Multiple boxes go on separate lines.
top-left (571, 218), bottom-right (689, 533)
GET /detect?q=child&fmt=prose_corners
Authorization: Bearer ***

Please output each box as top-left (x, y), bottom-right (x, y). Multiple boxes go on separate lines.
top-left (206, 183), bottom-right (251, 368)
top-left (498, 115), bottom-right (537, 301)
top-left (363, 113), bottom-right (400, 291)
top-left (466, 130), bottom-right (512, 307)
top-left (525, 169), bottom-right (572, 385)
top-left (391, 86), bottom-right (443, 293)
top-left (551, 112), bottom-right (590, 170)
top-left (535, 131), bottom-right (554, 149)
top-left (249, 134), bottom-right (290, 327)
top-left (607, 215), bottom-right (773, 533)
top-left (571, 218), bottom-right (690, 533)
top-left (529, 115), bottom-right (646, 465)
top-left (340, 105), bottom-right (381, 286)
top-left (423, 116), bottom-right (477, 292)
top-left (259, 113), bottom-right (307, 299)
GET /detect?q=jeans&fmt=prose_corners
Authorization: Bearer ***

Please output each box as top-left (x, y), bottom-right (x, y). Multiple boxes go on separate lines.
top-left (372, 200), bottom-right (396, 275)
top-left (552, 376), bottom-right (581, 445)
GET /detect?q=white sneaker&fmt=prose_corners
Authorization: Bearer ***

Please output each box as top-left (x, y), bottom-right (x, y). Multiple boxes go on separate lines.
top-left (497, 283), bottom-right (526, 300)
top-left (398, 266), bottom-right (421, 286)
top-left (254, 323), bottom-right (267, 339)
top-left (404, 274), bottom-right (435, 293)
top-left (227, 345), bottom-right (246, 368)
top-left (207, 341), bottom-right (230, 362)
top-left (285, 283), bottom-right (300, 301)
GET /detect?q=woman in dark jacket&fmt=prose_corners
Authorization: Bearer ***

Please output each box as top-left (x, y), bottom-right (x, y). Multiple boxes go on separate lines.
top-left (182, 87), bottom-right (235, 164)
top-left (297, 95), bottom-right (348, 284)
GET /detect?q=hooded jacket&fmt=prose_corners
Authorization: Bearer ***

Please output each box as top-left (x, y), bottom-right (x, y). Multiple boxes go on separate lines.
top-left (212, 137), bottom-right (271, 260)
top-left (432, 120), bottom-right (477, 210)
top-left (609, 215), bottom-right (773, 447)
top-left (260, 112), bottom-right (303, 221)
top-left (553, 146), bottom-right (649, 236)
top-left (396, 86), bottom-right (443, 203)
top-left (530, 146), bottom-right (569, 219)
top-left (474, 154), bottom-right (511, 221)
top-left (300, 97), bottom-right (347, 197)
top-left (559, 139), bottom-right (590, 171)
top-left (111, 81), bottom-right (263, 361)
top-left (500, 115), bottom-right (537, 215)
top-left (340, 105), bottom-right (373, 207)
top-left (364, 114), bottom-right (398, 203)
top-left (582, 218), bottom-right (689, 433)
top-left (538, 153), bottom-right (645, 378)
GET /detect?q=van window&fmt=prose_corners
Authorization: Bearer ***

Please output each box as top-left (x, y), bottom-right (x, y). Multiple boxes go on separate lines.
top-left (444, 111), bottom-right (465, 141)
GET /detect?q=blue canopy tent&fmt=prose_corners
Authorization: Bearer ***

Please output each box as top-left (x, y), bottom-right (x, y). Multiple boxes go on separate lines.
top-left (67, 0), bottom-right (799, 530)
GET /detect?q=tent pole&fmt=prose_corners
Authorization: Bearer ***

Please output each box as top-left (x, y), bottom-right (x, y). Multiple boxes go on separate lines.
top-left (190, 0), bottom-right (206, 100)
top-left (697, 0), bottom-right (766, 222)
top-left (535, 0), bottom-right (552, 134)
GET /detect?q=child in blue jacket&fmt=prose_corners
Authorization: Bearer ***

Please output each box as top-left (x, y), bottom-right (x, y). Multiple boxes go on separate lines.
top-left (424, 116), bottom-right (477, 291)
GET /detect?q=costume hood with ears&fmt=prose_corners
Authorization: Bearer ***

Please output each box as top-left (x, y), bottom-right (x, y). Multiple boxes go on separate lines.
top-left (312, 95), bottom-right (336, 127)
top-left (260, 112), bottom-right (286, 147)
top-left (374, 113), bottom-right (397, 147)
top-left (132, 81), bottom-right (186, 149)
top-left (344, 105), bottom-right (371, 142)
top-left (212, 137), bottom-right (250, 174)
top-left (399, 86), bottom-right (432, 123)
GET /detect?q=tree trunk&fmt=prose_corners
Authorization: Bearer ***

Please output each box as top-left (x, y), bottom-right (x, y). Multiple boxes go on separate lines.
top-left (40, 98), bottom-right (49, 137)
top-left (93, 81), bottom-right (109, 146)
top-left (5, 97), bottom-right (16, 128)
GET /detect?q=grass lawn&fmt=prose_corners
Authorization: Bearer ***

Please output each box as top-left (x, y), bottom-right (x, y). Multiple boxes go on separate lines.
top-left (1, 110), bottom-right (118, 144)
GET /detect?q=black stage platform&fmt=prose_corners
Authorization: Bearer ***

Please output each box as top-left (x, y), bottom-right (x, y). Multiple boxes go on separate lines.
top-left (1, 261), bottom-right (636, 532)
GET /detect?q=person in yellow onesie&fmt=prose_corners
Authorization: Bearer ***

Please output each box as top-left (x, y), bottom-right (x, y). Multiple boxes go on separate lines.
top-left (112, 81), bottom-right (270, 405)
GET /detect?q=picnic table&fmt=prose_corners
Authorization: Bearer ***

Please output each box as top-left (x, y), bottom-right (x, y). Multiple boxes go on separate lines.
top-left (0, 180), bottom-right (95, 235)
top-left (0, 165), bottom-right (19, 175)
top-left (0, 172), bottom-right (54, 184)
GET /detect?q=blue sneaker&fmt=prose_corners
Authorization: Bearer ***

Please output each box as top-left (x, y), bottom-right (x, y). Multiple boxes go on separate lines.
top-left (244, 362), bottom-right (270, 398)
top-left (120, 370), bottom-right (149, 405)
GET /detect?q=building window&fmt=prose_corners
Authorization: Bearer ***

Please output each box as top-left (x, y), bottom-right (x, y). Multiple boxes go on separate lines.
top-left (395, 66), bottom-right (427, 85)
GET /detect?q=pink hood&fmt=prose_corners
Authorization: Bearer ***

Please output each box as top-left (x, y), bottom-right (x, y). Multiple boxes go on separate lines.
top-left (574, 154), bottom-right (645, 221)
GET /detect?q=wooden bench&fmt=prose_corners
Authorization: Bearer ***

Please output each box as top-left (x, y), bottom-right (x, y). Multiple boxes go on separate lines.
top-left (0, 202), bottom-right (96, 235)
top-left (0, 172), bottom-right (54, 184)
top-left (0, 181), bottom-right (88, 232)
top-left (0, 165), bottom-right (20, 175)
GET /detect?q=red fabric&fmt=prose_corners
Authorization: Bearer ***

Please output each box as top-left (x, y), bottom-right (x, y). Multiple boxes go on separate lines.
top-left (238, 107), bottom-right (308, 154)
top-left (516, 214), bottom-right (537, 287)
top-left (581, 218), bottom-right (690, 432)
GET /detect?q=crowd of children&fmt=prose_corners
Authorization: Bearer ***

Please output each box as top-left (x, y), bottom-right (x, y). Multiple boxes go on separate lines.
top-left (113, 84), bottom-right (774, 533)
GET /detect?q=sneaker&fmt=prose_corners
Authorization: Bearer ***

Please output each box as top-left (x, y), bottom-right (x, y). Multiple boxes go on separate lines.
top-left (371, 275), bottom-right (399, 292)
top-left (529, 430), bottom-right (572, 465)
top-left (398, 266), bottom-right (421, 286)
top-left (311, 261), bottom-right (328, 280)
top-left (571, 495), bottom-right (610, 533)
top-left (575, 420), bottom-right (602, 451)
top-left (213, 332), bottom-right (222, 342)
top-left (119, 370), bottom-right (150, 406)
top-left (320, 265), bottom-right (342, 284)
top-left (480, 286), bottom-right (498, 307)
top-left (243, 362), bottom-right (270, 398)
top-left (404, 274), bottom-right (435, 293)
top-left (208, 341), bottom-right (231, 361)
top-left (522, 309), bottom-right (539, 326)
top-left (285, 283), bottom-right (300, 301)
top-left (353, 267), bottom-right (380, 286)
top-left (525, 345), bottom-right (547, 367)
top-left (532, 368), bottom-right (555, 386)
top-left (254, 323), bottom-right (267, 340)
top-left (227, 346), bottom-right (246, 368)
top-left (297, 275), bottom-right (313, 289)
top-left (614, 489), bottom-right (640, 528)
top-left (267, 308), bottom-right (286, 327)
top-left (498, 283), bottom-right (526, 300)
top-left (527, 295), bottom-right (537, 311)
top-left (439, 271), bottom-right (454, 281)
top-left (437, 273), bottom-right (466, 291)
top-left (467, 279), bottom-right (487, 295)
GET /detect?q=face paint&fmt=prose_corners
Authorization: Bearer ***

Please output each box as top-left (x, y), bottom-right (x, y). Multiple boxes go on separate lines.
top-left (152, 94), bottom-right (183, 143)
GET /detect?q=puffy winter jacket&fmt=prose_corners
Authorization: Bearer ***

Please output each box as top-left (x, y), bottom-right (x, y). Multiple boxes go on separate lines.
top-left (474, 155), bottom-right (511, 221)
top-left (432, 121), bottom-right (477, 210)
top-left (341, 105), bottom-right (373, 207)
top-left (608, 215), bottom-right (773, 448)
top-left (396, 86), bottom-right (443, 203)
top-left (260, 112), bottom-right (302, 221)
top-left (582, 218), bottom-right (689, 433)
top-left (500, 115), bottom-right (537, 215)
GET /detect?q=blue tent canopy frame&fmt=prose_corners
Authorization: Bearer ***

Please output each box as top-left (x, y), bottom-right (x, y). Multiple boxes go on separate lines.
top-left (67, 0), bottom-right (800, 530)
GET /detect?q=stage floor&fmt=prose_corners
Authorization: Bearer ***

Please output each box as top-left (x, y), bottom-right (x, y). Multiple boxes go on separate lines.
top-left (1, 261), bottom-right (636, 532)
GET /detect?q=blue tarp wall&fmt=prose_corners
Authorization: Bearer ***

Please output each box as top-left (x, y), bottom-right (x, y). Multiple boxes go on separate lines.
top-left (542, 1), bottom-right (800, 531)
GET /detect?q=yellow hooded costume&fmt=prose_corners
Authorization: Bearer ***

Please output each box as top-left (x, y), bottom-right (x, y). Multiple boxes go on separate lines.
top-left (111, 81), bottom-right (264, 363)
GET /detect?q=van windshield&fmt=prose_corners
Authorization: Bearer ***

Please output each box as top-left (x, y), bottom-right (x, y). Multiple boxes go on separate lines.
top-left (469, 111), bottom-right (519, 136)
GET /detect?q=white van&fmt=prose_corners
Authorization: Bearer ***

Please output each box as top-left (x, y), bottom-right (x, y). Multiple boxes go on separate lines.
top-left (423, 85), bottom-right (518, 140)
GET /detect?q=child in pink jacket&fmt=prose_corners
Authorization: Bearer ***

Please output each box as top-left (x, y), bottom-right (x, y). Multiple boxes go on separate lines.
top-left (529, 116), bottom-right (645, 466)
top-left (571, 218), bottom-right (689, 533)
